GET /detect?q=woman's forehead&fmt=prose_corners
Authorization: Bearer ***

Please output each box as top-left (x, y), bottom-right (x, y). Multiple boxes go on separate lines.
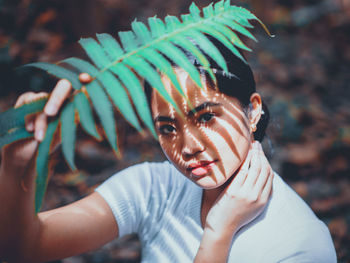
top-left (152, 68), bottom-right (224, 114)
top-left (162, 68), bottom-right (203, 98)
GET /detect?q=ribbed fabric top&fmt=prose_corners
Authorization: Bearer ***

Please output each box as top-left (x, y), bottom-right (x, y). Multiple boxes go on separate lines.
top-left (95, 161), bottom-right (336, 263)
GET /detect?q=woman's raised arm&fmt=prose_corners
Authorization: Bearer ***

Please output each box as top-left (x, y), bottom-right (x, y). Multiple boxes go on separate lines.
top-left (0, 77), bottom-right (118, 263)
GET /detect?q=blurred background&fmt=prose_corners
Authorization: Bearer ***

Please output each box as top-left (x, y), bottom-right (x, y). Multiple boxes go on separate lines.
top-left (0, 0), bottom-right (349, 262)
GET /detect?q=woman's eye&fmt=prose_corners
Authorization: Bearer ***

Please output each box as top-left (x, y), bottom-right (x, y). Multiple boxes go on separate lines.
top-left (198, 112), bottom-right (215, 123)
top-left (159, 125), bottom-right (176, 135)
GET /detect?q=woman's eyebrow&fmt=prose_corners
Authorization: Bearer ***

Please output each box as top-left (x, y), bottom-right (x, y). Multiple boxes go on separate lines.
top-left (188, 102), bottom-right (222, 116)
top-left (154, 102), bottom-right (221, 123)
top-left (154, 116), bottom-right (176, 123)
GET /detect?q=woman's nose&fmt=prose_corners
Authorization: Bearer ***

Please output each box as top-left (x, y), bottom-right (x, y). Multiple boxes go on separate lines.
top-left (181, 128), bottom-right (205, 158)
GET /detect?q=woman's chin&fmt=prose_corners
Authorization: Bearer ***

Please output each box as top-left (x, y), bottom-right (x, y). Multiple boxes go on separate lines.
top-left (181, 164), bottom-right (234, 189)
top-left (190, 170), bottom-right (228, 190)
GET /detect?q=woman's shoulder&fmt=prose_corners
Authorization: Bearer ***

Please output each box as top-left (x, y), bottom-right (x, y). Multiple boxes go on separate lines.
top-left (110, 160), bottom-right (188, 184)
top-left (263, 172), bottom-right (336, 260)
top-left (94, 161), bottom-right (197, 237)
top-left (269, 172), bottom-right (319, 222)
top-left (100, 160), bottom-right (176, 181)
top-left (236, 171), bottom-right (324, 234)
top-left (96, 160), bottom-right (194, 199)
top-left (230, 172), bottom-right (336, 262)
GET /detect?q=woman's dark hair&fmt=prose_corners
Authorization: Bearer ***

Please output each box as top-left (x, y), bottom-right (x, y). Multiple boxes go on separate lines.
top-left (144, 37), bottom-right (269, 142)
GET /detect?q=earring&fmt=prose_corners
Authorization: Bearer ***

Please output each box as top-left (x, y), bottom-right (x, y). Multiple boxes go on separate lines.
top-left (251, 123), bottom-right (257, 133)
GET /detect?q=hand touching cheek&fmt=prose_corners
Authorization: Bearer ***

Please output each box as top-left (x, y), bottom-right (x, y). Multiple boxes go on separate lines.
top-left (204, 141), bottom-right (274, 236)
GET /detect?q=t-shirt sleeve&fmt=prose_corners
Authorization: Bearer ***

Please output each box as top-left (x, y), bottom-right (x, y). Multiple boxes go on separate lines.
top-left (94, 162), bottom-right (156, 237)
top-left (261, 220), bottom-right (337, 263)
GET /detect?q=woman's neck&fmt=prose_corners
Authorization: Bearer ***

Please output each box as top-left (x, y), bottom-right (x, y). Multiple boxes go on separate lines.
top-left (203, 173), bottom-right (235, 205)
top-left (201, 174), bottom-right (235, 227)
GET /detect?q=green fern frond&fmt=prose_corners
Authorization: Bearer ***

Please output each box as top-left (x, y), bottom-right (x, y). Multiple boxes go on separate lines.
top-left (86, 81), bottom-right (120, 154)
top-left (60, 101), bottom-right (77, 171)
top-left (35, 118), bottom-right (59, 213)
top-left (0, 97), bottom-right (47, 136)
top-left (0, 0), bottom-right (270, 212)
top-left (0, 128), bottom-right (33, 149)
top-left (74, 92), bottom-right (101, 140)
top-left (62, 57), bottom-right (142, 131)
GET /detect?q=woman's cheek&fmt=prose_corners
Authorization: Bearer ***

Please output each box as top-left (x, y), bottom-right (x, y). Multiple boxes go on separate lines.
top-left (208, 118), bottom-right (251, 174)
top-left (201, 127), bottom-right (238, 176)
top-left (159, 136), bottom-right (183, 167)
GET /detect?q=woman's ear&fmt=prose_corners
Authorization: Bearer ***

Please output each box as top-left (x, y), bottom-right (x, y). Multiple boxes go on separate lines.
top-left (249, 93), bottom-right (262, 133)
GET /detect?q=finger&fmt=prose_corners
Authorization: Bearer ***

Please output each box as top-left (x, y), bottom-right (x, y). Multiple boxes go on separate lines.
top-left (34, 113), bottom-right (47, 142)
top-left (231, 149), bottom-right (252, 187)
top-left (254, 160), bottom-right (271, 196)
top-left (15, 92), bottom-right (48, 109)
top-left (22, 92), bottom-right (48, 132)
top-left (17, 92), bottom-right (48, 132)
top-left (252, 146), bottom-right (270, 190)
top-left (36, 92), bottom-right (49, 98)
top-left (243, 143), bottom-right (262, 188)
top-left (79, 73), bottom-right (93, 84)
top-left (14, 92), bottom-right (36, 108)
top-left (44, 79), bottom-right (72, 116)
top-left (260, 170), bottom-right (274, 201)
top-left (25, 114), bottom-right (36, 132)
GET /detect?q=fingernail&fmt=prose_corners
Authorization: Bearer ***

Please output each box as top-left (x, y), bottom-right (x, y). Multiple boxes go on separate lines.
top-left (45, 104), bottom-right (56, 115)
top-left (26, 122), bottom-right (34, 131)
top-left (36, 130), bottom-right (44, 141)
top-left (79, 73), bottom-right (92, 84)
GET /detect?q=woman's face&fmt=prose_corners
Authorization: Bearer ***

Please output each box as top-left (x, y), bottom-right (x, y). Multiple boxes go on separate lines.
top-left (151, 68), bottom-right (257, 189)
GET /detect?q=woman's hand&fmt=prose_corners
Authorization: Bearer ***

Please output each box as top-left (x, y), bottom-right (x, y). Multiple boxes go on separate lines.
top-left (206, 141), bottom-right (274, 236)
top-left (1, 79), bottom-right (72, 176)
top-left (195, 141), bottom-right (274, 263)
top-left (1, 73), bottom-right (92, 176)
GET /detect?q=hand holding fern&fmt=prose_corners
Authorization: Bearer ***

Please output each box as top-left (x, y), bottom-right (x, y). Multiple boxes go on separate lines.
top-left (1, 78), bottom-right (75, 175)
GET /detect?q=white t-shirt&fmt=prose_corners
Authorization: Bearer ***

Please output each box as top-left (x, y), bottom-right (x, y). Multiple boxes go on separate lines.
top-left (95, 161), bottom-right (337, 263)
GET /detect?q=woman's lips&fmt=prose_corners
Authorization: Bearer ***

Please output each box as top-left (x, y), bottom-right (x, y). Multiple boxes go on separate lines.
top-left (187, 161), bottom-right (216, 177)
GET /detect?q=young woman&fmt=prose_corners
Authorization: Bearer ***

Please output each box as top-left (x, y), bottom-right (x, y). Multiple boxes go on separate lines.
top-left (0, 40), bottom-right (336, 263)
